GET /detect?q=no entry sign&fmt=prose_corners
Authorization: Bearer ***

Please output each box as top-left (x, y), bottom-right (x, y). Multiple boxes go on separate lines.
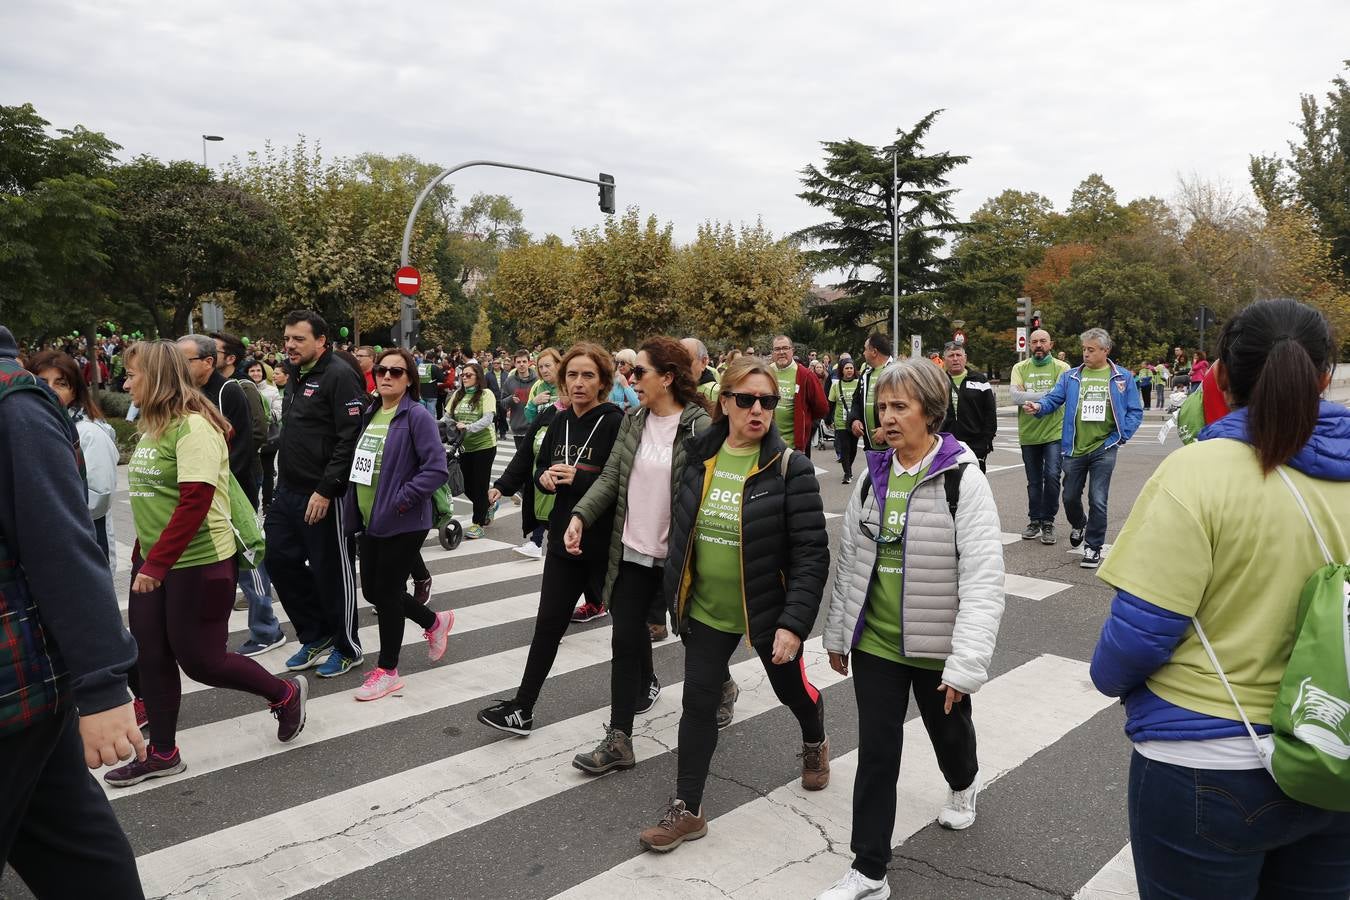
top-left (394, 266), bottom-right (421, 296)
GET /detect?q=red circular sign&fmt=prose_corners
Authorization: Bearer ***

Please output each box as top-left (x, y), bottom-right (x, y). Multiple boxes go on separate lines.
top-left (394, 265), bottom-right (421, 296)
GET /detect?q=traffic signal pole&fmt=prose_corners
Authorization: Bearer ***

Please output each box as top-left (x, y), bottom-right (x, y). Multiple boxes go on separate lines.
top-left (396, 160), bottom-right (616, 349)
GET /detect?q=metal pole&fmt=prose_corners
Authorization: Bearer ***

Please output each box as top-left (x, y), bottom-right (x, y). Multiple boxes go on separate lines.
top-left (398, 159), bottom-right (615, 349)
top-left (892, 150), bottom-right (899, 351)
top-left (202, 137), bottom-right (207, 167)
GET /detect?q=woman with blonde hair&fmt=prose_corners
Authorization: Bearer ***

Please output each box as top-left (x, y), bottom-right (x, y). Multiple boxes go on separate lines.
top-left (524, 347), bottom-right (562, 426)
top-left (104, 341), bottom-right (307, 787)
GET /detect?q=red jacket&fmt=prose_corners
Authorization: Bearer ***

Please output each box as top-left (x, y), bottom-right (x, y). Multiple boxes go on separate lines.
top-left (787, 363), bottom-right (828, 450)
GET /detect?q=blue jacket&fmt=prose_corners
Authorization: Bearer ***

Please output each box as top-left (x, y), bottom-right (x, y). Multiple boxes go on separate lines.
top-left (1090, 400), bottom-right (1350, 741)
top-left (341, 394), bottom-right (448, 538)
top-left (1033, 360), bottom-right (1143, 457)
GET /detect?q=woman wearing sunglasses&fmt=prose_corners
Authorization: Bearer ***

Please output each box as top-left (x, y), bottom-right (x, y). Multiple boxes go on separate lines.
top-left (816, 359), bottom-right (1004, 900)
top-left (563, 336), bottom-right (712, 775)
top-left (341, 349), bottom-right (454, 702)
top-left (477, 343), bottom-right (625, 736)
top-left (445, 362), bottom-right (498, 540)
top-left (637, 355), bottom-right (830, 853)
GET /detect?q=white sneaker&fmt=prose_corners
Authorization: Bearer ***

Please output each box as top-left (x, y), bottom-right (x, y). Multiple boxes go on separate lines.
top-left (937, 771), bottom-right (981, 830)
top-left (513, 539), bottom-right (543, 560)
top-left (816, 868), bottom-right (890, 900)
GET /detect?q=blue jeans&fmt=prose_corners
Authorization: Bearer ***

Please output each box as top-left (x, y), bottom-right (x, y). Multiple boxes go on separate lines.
top-left (240, 561), bottom-right (283, 645)
top-left (420, 397), bottom-right (438, 418)
top-left (1060, 444), bottom-right (1116, 551)
top-left (1129, 751), bottom-right (1350, 899)
top-left (1020, 441), bottom-right (1063, 523)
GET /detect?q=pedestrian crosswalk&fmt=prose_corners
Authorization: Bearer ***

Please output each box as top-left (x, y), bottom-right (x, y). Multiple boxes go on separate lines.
top-left (61, 443), bottom-right (1145, 900)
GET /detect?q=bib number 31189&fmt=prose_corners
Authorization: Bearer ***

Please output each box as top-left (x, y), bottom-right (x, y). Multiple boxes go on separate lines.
top-left (1081, 399), bottom-right (1107, 422)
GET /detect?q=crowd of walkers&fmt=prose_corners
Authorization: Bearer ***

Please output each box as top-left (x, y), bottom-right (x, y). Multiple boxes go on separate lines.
top-left (2, 297), bottom-right (1348, 900)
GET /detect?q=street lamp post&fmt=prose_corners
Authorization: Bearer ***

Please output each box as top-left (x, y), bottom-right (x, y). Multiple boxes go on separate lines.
top-left (202, 134), bottom-right (224, 167)
top-left (891, 149), bottom-right (899, 350)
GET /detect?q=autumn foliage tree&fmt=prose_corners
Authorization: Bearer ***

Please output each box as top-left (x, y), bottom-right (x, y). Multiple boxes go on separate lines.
top-left (570, 208), bottom-right (677, 346)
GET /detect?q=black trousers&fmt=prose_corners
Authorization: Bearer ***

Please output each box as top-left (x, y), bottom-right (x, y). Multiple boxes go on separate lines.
top-left (609, 561), bottom-right (660, 734)
top-left (676, 618), bottom-right (824, 813)
top-left (460, 446), bottom-right (497, 526)
top-left (359, 531), bottom-right (438, 670)
top-left (260, 448), bottom-right (277, 509)
top-left (1140, 384), bottom-right (1152, 408)
top-left (266, 481), bottom-right (361, 659)
top-left (514, 551), bottom-right (606, 711)
top-left (0, 708), bottom-right (144, 898)
top-left (849, 650), bottom-right (978, 881)
top-left (838, 428), bottom-right (859, 479)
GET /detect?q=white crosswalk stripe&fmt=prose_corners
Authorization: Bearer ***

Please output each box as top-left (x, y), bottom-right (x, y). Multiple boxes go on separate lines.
top-left (64, 441), bottom-right (1145, 900)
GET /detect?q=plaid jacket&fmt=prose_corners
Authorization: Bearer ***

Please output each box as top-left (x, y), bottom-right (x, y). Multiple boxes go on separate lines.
top-left (0, 357), bottom-right (82, 736)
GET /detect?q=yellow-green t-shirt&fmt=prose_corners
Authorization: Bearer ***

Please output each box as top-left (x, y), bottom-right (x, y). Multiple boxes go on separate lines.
top-left (690, 442), bottom-right (759, 635)
top-left (861, 359), bottom-right (894, 449)
top-left (532, 420), bottom-right (556, 522)
top-left (450, 389), bottom-right (497, 453)
top-left (1098, 438), bottom-right (1350, 724)
top-left (1074, 366), bottom-right (1116, 456)
top-left (774, 362), bottom-right (797, 448)
top-left (857, 461), bottom-right (946, 669)
top-left (1012, 357), bottom-right (1070, 446)
top-left (354, 406), bottom-right (396, 524)
top-left (829, 379), bottom-right (858, 430)
top-left (127, 414), bottom-right (235, 569)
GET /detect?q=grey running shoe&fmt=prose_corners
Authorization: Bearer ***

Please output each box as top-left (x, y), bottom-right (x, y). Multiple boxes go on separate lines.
top-left (1040, 523), bottom-right (1057, 545)
top-left (572, 725), bottom-right (636, 775)
top-left (1021, 521), bottom-right (1041, 540)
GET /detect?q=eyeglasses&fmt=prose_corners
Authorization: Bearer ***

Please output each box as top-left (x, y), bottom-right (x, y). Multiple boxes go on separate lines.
top-left (373, 365), bottom-right (408, 379)
top-left (722, 391), bottom-right (780, 410)
top-left (631, 365), bottom-right (650, 380)
top-left (772, 345), bottom-right (793, 353)
top-left (183, 356), bottom-right (211, 363)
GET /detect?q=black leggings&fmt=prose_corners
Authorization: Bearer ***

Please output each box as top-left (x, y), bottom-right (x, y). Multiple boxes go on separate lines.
top-left (460, 446), bottom-right (498, 525)
top-left (514, 551), bottom-right (606, 711)
top-left (609, 561), bottom-right (660, 734)
top-left (676, 617), bottom-right (824, 812)
top-left (359, 531), bottom-right (437, 670)
top-left (838, 428), bottom-right (859, 479)
top-left (260, 448), bottom-right (277, 508)
top-left (849, 649), bottom-right (977, 880)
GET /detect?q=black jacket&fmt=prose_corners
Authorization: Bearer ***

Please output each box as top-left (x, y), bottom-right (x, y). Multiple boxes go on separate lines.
top-left (205, 370), bottom-right (256, 485)
top-left (494, 404), bottom-right (559, 537)
top-left (940, 369), bottom-right (998, 458)
top-left (534, 401), bottom-right (624, 560)
top-left (663, 419), bottom-right (829, 649)
top-left (278, 349), bottom-right (367, 498)
top-left (847, 358), bottom-right (893, 452)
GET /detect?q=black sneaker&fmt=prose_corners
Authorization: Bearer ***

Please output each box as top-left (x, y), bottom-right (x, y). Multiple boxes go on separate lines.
top-left (572, 725), bottom-right (636, 775)
top-left (1080, 547), bottom-right (1102, 569)
top-left (477, 699), bottom-right (533, 736)
top-left (1040, 523), bottom-right (1058, 545)
top-left (1069, 527), bottom-right (1086, 548)
top-left (635, 675), bottom-right (661, 715)
top-left (842, 475), bottom-right (852, 485)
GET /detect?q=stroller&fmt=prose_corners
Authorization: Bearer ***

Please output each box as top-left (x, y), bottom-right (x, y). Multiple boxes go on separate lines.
top-left (434, 421), bottom-right (466, 550)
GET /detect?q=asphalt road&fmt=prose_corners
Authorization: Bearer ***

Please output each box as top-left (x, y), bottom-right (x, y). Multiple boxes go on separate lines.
top-left (6, 384), bottom-right (1347, 900)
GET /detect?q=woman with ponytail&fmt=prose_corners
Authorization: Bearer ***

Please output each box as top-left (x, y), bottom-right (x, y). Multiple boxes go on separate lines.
top-left (1089, 299), bottom-right (1350, 897)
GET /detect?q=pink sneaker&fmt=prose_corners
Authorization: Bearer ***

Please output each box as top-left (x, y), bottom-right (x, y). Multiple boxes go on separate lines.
top-left (354, 667), bottom-right (404, 702)
top-left (425, 610), bottom-right (455, 662)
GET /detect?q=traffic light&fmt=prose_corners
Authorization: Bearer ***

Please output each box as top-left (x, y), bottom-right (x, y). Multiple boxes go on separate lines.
top-left (390, 313), bottom-right (421, 349)
top-left (598, 173), bottom-right (616, 214)
top-left (1016, 296), bottom-right (1031, 327)
top-left (1031, 310), bottom-right (1042, 330)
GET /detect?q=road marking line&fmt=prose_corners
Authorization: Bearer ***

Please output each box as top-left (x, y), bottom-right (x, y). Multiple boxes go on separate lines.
top-left (1005, 572), bottom-right (1072, 601)
top-left (1074, 843), bottom-right (1136, 899)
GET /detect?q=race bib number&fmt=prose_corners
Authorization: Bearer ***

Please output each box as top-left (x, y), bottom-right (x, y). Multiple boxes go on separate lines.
top-left (1081, 399), bottom-right (1107, 422)
top-left (350, 433), bottom-right (382, 485)
top-left (419, 364), bottom-right (432, 381)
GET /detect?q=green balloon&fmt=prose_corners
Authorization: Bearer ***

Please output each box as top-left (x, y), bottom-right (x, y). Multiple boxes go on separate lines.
top-left (242, 337), bottom-right (251, 347)
top-left (339, 326), bottom-right (350, 338)
top-left (121, 334), bottom-right (129, 340)
top-left (374, 345), bottom-right (383, 353)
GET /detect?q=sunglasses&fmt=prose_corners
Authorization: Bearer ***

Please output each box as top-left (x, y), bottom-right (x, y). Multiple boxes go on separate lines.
top-left (859, 518), bottom-right (904, 545)
top-left (631, 364), bottom-right (650, 380)
top-left (373, 365), bottom-right (408, 379)
top-left (722, 391), bottom-right (780, 410)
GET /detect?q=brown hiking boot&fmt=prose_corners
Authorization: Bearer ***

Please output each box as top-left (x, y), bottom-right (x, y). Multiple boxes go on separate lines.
top-left (800, 737), bottom-right (830, 790)
top-left (715, 678), bottom-right (739, 730)
top-left (638, 799), bottom-right (707, 852)
top-left (572, 725), bottom-right (636, 775)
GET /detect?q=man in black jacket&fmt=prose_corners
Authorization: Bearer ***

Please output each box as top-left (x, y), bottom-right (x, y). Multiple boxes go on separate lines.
top-left (267, 310), bottom-right (367, 679)
top-left (0, 325), bottom-right (144, 897)
top-left (848, 332), bottom-right (895, 452)
top-left (939, 341), bottom-right (998, 471)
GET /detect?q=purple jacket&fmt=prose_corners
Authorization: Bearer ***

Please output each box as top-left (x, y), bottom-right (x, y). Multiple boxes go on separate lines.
top-left (342, 393), bottom-right (448, 538)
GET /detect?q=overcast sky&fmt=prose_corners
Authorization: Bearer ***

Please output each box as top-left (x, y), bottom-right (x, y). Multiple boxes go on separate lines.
top-left (5, 2), bottom-right (1347, 249)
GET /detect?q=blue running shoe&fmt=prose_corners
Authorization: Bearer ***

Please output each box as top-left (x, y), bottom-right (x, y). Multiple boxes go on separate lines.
top-left (316, 648), bottom-right (363, 679)
top-left (285, 638), bottom-right (333, 672)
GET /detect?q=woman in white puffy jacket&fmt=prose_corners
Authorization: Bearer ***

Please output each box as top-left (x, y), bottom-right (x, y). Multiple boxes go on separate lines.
top-left (816, 359), bottom-right (1005, 900)
top-left (29, 351), bottom-right (122, 572)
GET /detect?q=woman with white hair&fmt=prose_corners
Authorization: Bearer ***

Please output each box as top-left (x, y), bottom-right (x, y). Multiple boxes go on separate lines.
top-left (817, 358), bottom-right (1005, 900)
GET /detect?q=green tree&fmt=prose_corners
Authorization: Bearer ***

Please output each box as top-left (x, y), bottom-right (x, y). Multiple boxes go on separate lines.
top-left (1061, 174), bottom-right (1132, 243)
top-left (670, 220), bottom-right (811, 346)
top-left (1250, 62), bottom-right (1350, 278)
top-left (490, 235), bottom-right (578, 346)
top-left (796, 112), bottom-right (969, 342)
top-left (570, 208), bottom-right (676, 346)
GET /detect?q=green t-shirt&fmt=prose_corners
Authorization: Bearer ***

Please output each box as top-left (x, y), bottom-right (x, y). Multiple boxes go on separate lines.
top-left (451, 389), bottom-right (497, 453)
top-left (857, 462), bottom-right (946, 669)
top-left (418, 363), bottom-right (435, 385)
top-left (949, 371), bottom-right (967, 416)
top-left (861, 359), bottom-right (894, 448)
top-left (532, 421), bottom-right (556, 522)
top-left (774, 362), bottom-right (797, 448)
top-left (1098, 438), bottom-right (1350, 724)
top-left (354, 406), bottom-right (396, 524)
top-left (1073, 366), bottom-right (1116, 456)
top-left (1012, 356), bottom-right (1070, 446)
top-left (127, 414), bottom-right (235, 569)
top-left (690, 442), bottom-right (759, 635)
top-left (829, 379), bottom-right (858, 430)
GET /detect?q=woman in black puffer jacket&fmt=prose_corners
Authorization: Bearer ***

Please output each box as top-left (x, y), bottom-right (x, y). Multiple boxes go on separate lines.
top-left (638, 355), bottom-right (830, 855)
